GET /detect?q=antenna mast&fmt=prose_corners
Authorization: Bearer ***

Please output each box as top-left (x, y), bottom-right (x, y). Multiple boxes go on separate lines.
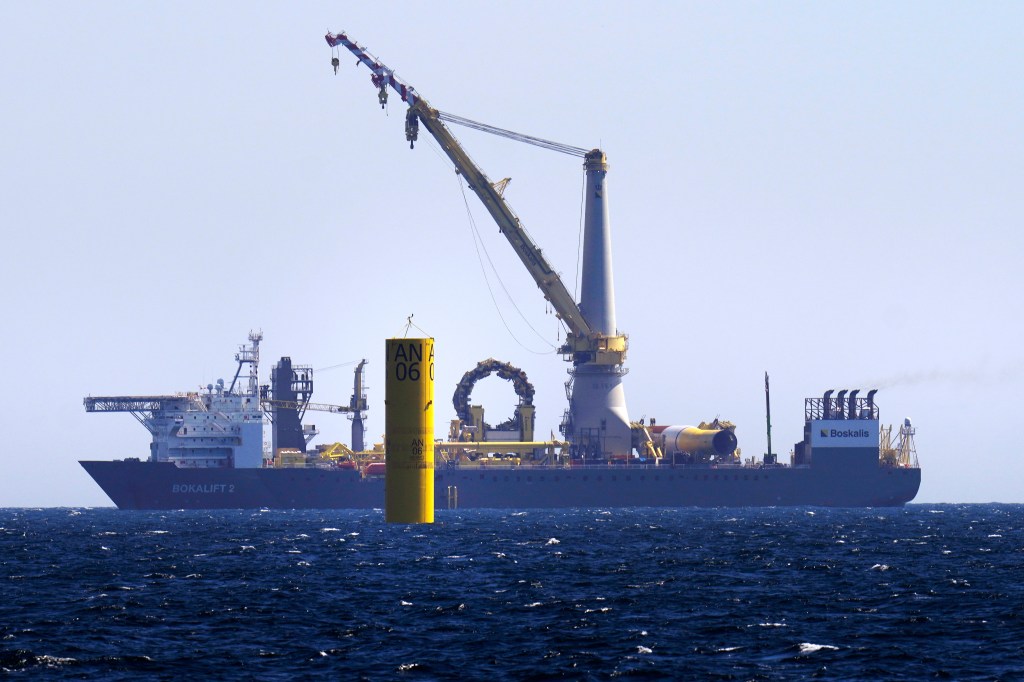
top-left (764, 372), bottom-right (776, 465)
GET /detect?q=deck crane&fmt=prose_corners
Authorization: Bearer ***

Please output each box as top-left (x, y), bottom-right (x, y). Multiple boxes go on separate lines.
top-left (325, 32), bottom-right (625, 368)
top-left (326, 31), bottom-right (633, 458)
top-left (348, 359), bottom-right (369, 452)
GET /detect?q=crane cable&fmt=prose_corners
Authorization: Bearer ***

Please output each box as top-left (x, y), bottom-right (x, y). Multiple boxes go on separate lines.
top-left (438, 111), bottom-right (589, 157)
top-left (315, 359), bottom-right (361, 373)
top-left (455, 172), bottom-right (559, 355)
top-left (418, 133), bottom-right (565, 354)
top-left (418, 134), bottom-right (561, 353)
top-left (574, 170), bottom-right (586, 301)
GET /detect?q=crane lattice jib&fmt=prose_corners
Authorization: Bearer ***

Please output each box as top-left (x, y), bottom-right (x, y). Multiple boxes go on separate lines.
top-left (325, 31), bottom-right (597, 348)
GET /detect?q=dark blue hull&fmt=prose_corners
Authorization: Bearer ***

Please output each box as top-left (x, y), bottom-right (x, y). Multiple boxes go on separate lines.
top-left (80, 460), bottom-right (921, 509)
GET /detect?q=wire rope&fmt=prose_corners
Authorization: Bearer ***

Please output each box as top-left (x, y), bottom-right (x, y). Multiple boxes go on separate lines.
top-left (438, 111), bottom-right (589, 158)
top-left (315, 360), bottom-right (360, 373)
top-left (574, 169), bottom-right (586, 301)
top-left (456, 176), bottom-right (558, 355)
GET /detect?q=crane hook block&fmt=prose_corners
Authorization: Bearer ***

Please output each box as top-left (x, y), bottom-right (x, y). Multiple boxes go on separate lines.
top-left (378, 84), bottom-right (388, 109)
top-left (405, 108), bottom-right (419, 149)
top-left (331, 56), bottom-right (340, 74)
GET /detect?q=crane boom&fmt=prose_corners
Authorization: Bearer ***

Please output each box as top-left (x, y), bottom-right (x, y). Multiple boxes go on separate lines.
top-left (325, 31), bottom-right (626, 366)
top-left (325, 32), bottom-right (422, 107)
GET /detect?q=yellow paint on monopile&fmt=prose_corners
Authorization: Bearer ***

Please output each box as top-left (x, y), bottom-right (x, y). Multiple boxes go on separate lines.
top-left (385, 337), bottom-right (435, 523)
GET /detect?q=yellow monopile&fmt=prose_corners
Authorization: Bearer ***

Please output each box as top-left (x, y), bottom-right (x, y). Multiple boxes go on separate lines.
top-left (384, 338), bottom-right (435, 523)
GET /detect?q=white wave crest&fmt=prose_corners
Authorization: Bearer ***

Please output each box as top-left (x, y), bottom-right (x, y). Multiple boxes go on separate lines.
top-left (799, 642), bottom-right (839, 654)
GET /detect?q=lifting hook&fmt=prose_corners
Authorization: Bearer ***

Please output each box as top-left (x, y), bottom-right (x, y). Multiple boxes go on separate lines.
top-left (331, 56), bottom-right (340, 74)
top-left (405, 108), bottom-right (419, 149)
top-left (370, 73), bottom-right (388, 109)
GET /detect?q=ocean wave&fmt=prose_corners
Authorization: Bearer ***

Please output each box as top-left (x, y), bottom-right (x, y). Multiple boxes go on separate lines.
top-left (2, 505), bottom-right (1022, 680)
top-left (797, 643), bottom-right (839, 654)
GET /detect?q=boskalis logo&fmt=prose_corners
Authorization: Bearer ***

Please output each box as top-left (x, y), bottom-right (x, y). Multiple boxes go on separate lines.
top-left (821, 427), bottom-right (870, 439)
top-left (813, 420), bottom-right (877, 447)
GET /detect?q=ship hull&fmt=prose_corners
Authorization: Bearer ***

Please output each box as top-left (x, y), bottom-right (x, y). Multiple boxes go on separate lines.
top-left (80, 460), bottom-right (921, 510)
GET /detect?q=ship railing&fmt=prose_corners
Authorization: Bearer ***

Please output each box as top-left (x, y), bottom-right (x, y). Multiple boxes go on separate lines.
top-left (804, 395), bottom-right (879, 421)
top-left (447, 460), bottom-right (779, 471)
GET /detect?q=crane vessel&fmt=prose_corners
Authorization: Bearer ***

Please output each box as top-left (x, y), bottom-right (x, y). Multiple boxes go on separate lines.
top-left (78, 32), bottom-right (921, 509)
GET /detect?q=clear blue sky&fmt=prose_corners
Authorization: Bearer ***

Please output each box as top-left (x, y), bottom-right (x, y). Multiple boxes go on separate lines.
top-left (1, 2), bottom-right (1021, 506)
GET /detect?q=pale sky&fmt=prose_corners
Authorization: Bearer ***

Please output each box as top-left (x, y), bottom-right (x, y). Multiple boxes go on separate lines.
top-left (1, 2), bottom-right (1021, 506)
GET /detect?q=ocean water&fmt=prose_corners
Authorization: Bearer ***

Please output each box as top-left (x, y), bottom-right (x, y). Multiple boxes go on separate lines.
top-left (2, 506), bottom-right (1022, 680)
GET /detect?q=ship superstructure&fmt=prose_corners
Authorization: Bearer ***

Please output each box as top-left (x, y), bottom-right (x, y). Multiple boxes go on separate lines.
top-left (84, 332), bottom-right (369, 471)
top-left (794, 389), bottom-right (919, 470)
top-left (83, 332), bottom-right (265, 469)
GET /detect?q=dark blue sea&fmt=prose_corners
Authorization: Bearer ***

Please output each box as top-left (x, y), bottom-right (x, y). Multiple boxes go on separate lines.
top-left (2, 506), bottom-right (1022, 680)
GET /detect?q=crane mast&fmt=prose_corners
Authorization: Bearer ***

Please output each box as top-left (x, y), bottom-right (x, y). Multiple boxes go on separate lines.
top-left (327, 31), bottom-right (633, 457)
